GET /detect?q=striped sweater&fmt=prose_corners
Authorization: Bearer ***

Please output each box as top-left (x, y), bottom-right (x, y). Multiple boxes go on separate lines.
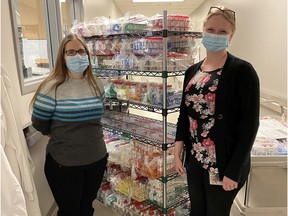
top-left (31, 76), bottom-right (107, 166)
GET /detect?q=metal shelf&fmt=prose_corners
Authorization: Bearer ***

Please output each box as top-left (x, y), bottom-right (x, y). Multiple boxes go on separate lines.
top-left (93, 69), bottom-right (126, 77)
top-left (91, 12), bottom-right (199, 215)
top-left (146, 188), bottom-right (189, 212)
top-left (94, 67), bottom-right (186, 77)
top-left (83, 30), bottom-right (202, 40)
top-left (102, 111), bottom-right (176, 147)
top-left (105, 98), bottom-right (180, 114)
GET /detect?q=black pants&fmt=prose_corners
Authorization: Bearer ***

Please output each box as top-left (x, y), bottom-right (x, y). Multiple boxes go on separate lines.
top-left (186, 157), bottom-right (244, 216)
top-left (44, 154), bottom-right (108, 216)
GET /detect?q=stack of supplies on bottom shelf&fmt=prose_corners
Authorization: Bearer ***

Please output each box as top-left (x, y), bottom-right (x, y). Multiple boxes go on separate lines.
top-left (147, 175), bottom-right (188, 206)
top-left (101, 131), bottom-right (190, 215)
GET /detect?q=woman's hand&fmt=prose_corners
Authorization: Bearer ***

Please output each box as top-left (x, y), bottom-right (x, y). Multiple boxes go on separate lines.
top-left (222, 176), bottom-right (238, 191)
top-left (174, 156), bottom-right (185, 175)
top-left (174, 141), bottom-right (185, 175)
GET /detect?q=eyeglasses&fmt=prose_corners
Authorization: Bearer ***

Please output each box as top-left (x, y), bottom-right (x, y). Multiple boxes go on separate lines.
top-left (208, 6), bottom-right (236, 20)
top-left (65, 49), bottom-right (87, 56)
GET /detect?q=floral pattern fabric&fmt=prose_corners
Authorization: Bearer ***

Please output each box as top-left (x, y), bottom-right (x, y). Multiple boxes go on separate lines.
top-left (184, 68), bottom-right (222, 177)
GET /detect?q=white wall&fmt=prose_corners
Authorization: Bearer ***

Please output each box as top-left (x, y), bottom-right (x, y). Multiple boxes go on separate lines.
top-left (189, 0), bottom-right (287, 100)
top-left (83, 0), bottom-right (123, 20)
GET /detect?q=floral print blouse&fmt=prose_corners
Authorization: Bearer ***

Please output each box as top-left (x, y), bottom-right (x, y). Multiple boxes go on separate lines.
top-left (184, 67), bottom-right (222, 180)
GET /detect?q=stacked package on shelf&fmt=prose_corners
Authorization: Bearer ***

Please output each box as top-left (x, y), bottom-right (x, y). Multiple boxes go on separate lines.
top-left (150, 14), bottom-right (190, 31)
top-left (252, 117), bottom-right (287, 156)
top-left (105, 135), bottom-right (132, 168)
top-left (112, 174), bottom-right (148, 202)
top-left (133, 140), bottom-right (176, 179)
top-left (70, 13), bottom-right (198, 72)
top-left (70, 13), bottom-right (193, 36)
top-left (104, 133), bottom-right (149, 202)
top-left (174, 201), bottom-right (190, 216)
top-left (104, 132), bottom-right (177, 180)
top-left (100, 131), bottom-right (190, 215)
top-left (132, 36), bottom-right (196, 71)
top-left (97, 170), bottom-right (189, 216)
top-left (98, 185), bottom-right (177, 216)
top-left (121, 14), bottom-right (151, 33)
top-left (102, 111), bottom-right (176, 143)
top-left (147, 174), bottom-right (188, 206)
top-left (104, 78), bottom-right (183, 107)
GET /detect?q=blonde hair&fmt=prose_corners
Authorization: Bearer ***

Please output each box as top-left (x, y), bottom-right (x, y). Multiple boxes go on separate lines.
top-left (30, 33), bottom-right (101, 109)
top-left (203, 6), bottom-right (236, 34)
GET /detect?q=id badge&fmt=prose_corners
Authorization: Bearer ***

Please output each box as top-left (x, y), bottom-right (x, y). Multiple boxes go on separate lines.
top-left (209, 170), bottom-right (223, 185)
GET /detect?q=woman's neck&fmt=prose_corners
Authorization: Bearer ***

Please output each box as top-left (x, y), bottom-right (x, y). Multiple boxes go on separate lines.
top-left (201, 51), bottom-right (228, 71)
top-left (68, 71), bottom-right (84, 79)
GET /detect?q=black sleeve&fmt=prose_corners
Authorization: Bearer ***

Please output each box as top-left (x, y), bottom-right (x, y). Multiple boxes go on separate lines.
top-left (224, 62), bottom-right (260, 182)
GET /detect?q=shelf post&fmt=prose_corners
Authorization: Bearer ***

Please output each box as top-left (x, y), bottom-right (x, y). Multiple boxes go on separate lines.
top-left (162, 9), bottom-right (168, 216)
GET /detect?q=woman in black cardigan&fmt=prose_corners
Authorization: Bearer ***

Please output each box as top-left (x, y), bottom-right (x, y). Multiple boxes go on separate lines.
top-left (174, 6), bottom-right (260, 216)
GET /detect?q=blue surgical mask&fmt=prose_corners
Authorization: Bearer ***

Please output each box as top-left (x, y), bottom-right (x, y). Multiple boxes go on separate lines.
top-left (66, 55), bottom-right (89, 74)
top-left (201, 33), bottom-right (229, 52)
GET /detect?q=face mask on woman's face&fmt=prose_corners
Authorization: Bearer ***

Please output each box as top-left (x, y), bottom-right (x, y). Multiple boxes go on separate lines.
top-left (201, 32), bottom-right (229, 52)
top-left (66, 55), bottom-right (89, 74)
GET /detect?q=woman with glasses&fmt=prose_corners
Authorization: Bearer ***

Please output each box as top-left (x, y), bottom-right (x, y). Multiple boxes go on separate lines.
top-left (30, 34), bottom-right (108, 216)
top-left (174, 6), bottom-right (260, 216)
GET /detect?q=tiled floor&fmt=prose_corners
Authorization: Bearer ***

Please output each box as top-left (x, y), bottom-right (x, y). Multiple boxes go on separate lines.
top-left (93, 200), bottom-right (120, 216)
top-left (51, 200), bottom-right (120, 216)
top-left (53, 199), bottom-right (279, 216)
top-left (93, 200), bottom-right (239, 216)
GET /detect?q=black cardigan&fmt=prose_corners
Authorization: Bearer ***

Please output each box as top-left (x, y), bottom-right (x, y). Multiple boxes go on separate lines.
top-left (175, 52), bottom-right (260, 183)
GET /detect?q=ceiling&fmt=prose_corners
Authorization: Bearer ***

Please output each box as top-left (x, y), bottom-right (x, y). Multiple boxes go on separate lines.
top-left (112, 0), bottom-right (206, 17)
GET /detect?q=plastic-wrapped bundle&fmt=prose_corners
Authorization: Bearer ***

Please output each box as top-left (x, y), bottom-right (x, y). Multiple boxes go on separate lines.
top-left (150, 14), bottom-right (190, 31)
top-left (121, 14), bottom-right (151, 33)
top-left (133, 140), bottom-right (176, 179)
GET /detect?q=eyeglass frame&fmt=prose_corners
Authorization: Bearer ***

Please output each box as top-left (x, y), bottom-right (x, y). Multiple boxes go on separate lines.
top-left (65, 49), bottom-right (88, 56)
top-left (208, 6), bottom-right (236, 21)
